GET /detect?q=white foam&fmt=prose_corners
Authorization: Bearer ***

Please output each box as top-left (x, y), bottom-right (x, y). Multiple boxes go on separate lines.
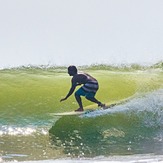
top-left (81, 89), bottom-right (163, 118)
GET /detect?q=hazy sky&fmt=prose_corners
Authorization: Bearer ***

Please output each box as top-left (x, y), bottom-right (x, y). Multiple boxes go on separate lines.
top-left (0, 0), bottom-right (163, 67)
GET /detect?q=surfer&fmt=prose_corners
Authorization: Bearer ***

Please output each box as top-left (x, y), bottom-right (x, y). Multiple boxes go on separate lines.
top-left (60, 65), bottom-right (105, 111)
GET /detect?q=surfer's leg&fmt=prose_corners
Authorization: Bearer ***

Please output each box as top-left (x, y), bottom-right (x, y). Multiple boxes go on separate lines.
top-left (86, 93), bottom-right (105, 108)
top-left (74, 88), bottom-right (85, 111)
top-left (75, 93), bottom-right (83, 111)
top-left (86, 96), bottom-right (100, 105)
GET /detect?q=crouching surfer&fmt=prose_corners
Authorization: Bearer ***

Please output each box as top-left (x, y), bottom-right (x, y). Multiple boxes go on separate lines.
top-left (60, 65), bottom-right (105, 111)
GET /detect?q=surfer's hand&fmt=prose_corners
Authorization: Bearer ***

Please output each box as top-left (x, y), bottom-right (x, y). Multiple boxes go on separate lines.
top-left (60, 97), bottom-right (67, 102)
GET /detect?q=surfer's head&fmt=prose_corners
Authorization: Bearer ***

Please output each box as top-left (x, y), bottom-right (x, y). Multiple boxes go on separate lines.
top-left (68, 65), bottom-right (77, 76)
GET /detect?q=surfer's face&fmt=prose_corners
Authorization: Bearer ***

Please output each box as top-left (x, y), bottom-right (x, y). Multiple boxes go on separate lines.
top-left (68, 70), bottom-right (75, 76)
top-left (67, 66), bottom-right (77, 76)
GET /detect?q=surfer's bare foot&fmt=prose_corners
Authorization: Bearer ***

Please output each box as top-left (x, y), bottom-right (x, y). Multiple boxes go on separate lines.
top-left (98, 103), bottom-right (106, 108)
top-left (75, 108), bottom-right (84, 112)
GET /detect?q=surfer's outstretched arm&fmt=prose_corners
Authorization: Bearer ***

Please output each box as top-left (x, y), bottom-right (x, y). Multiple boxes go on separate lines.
top-left (60, 85), bottom-right (76, 102)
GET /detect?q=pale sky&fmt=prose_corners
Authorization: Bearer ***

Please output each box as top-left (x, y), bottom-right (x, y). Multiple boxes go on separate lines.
top-left (0, 0), bottom-right (163, 68)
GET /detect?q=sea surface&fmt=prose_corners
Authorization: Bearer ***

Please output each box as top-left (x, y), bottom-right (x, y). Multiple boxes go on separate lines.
top-left (0, 64), bottom-right (163, 163)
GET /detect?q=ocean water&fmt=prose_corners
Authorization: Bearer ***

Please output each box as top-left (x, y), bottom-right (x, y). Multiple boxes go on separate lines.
top-left (0, 65), bottom-right (163, 163)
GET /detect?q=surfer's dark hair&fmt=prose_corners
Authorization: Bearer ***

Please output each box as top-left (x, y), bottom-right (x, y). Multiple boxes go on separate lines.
top-left (68, 65), bottom-right (77, 73)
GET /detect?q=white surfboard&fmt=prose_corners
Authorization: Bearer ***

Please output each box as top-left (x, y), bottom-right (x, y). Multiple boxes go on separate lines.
top-left (49, 104), bottom-right (116, 116)
top-left (49, 102), bottom-right (125, 116)
top-left (50, 109), bottom-right (94, 116)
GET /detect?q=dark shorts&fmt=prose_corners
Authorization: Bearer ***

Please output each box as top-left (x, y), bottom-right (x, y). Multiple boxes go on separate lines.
top-left (75, 87), bottom-right (96, 98)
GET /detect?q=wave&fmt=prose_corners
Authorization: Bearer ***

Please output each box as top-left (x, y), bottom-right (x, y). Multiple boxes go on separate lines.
top-left (1, 66), bottom-right (162, 161)
top-left (49, 89), bottom-right (163, 157)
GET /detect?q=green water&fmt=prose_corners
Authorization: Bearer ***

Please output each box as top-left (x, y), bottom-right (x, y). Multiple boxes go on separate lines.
top-left (0, 67), bottom-right (162, 113)
top-left (0, 65), bottom-right (163, 161)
